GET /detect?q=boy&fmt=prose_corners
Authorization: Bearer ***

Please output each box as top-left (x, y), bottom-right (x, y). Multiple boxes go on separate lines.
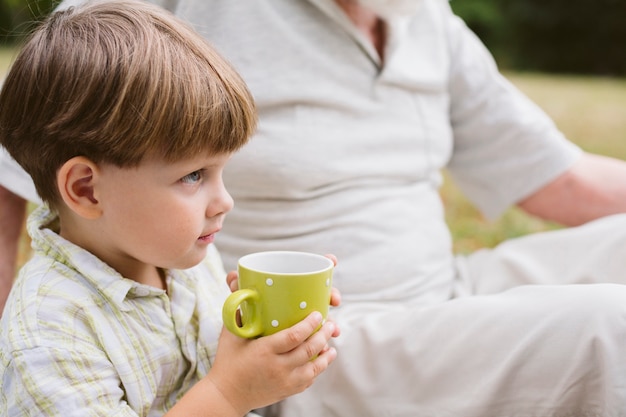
top-left (0, 1), bottom-right (338, 416)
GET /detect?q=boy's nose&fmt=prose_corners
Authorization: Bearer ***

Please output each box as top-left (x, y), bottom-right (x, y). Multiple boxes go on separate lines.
top-left (207, 181), bottom-right (234, 217)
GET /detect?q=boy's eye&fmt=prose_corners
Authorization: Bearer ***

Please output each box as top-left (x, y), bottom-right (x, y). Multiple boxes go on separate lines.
top-left (181, 170), bottom-right (203, 184)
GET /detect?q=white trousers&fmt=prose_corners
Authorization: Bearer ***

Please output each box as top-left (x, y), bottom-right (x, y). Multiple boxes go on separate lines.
top-left (270, 214), bottom-right (626, 417)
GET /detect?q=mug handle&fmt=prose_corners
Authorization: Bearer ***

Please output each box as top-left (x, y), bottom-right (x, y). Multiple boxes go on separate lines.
top-left (222, 289), bottom-right (263, 338)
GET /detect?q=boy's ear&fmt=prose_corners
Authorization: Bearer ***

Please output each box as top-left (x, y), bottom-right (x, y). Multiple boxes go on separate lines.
top-left (57, 156), bottom-right (102, 219)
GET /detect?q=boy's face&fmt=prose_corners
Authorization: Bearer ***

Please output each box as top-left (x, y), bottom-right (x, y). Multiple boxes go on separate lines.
top-left (89, 152), bottom-right (234, 281)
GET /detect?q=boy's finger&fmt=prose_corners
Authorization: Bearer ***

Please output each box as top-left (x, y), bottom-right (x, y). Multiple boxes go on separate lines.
top-left (327, 318), bottom-right (341, 338)
top-left (330, 287), bottom-right (341, 307)
top-left (271, 311), bottom-right (325, 353)
top-left (294, 320), bottom-right (335, 363)
top-left (309, 345), bottom-right (337, 374)
top-left (324, 253), bottom-right (338, 267)
top-left (225, 270), bottom-right (238, 292)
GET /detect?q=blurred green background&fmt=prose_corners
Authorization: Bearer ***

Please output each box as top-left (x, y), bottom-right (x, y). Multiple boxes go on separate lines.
top-left (452, 0), bottom-right (626, 76)
top-left (1, 0), bottom-right (625, 75)
top-left (1, 0), bottom-right (625, 266)
top-left (0, 0), bottom-right (58, 42)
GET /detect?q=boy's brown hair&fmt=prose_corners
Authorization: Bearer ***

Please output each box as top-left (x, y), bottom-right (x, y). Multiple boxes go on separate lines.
top-left (0, 0), bottom-right (256, 209)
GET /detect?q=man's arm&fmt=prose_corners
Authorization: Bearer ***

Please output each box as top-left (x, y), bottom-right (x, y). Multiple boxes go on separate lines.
top-left (0, 185), bottom-right (26, 315)
top-left (518, 152), bottom-right (626, 226)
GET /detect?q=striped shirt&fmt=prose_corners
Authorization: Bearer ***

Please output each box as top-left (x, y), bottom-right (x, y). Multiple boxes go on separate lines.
top-left (1, 205), bottom-right (230, 416)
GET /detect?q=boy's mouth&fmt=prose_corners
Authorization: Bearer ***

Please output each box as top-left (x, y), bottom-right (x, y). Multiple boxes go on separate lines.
top-left (198, 228), bottom-right (219, 243)
top-left (198, 234), bottom-right (214, 243)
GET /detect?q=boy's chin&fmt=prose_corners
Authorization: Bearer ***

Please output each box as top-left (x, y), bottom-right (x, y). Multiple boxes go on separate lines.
top-left (171, 251), bottom-right (208, 271)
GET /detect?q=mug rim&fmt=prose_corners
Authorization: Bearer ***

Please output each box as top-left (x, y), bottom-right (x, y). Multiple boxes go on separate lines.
top-left (238, 251), bottom-right (334, 275)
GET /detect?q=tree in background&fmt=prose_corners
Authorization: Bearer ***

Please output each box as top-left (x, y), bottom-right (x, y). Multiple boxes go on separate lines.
top-left (450, 0), bottom-right (507, 57)
top-left (451, 0), bottom-right (626, 76)
top-left (503, 0), bottom-right (626, 75)
top-left (0, 0), bottom-right (59, 44)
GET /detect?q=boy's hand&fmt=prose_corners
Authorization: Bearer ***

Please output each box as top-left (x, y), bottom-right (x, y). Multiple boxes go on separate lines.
top-left (208, 311), bottom-right (338, 414)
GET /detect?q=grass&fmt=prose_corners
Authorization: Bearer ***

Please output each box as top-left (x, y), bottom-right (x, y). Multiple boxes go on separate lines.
top-left (2, 45), bottom-right (625, 266)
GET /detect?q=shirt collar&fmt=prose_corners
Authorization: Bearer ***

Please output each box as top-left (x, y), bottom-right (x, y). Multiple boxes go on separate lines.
top-left (305, 0), bottom-right (419, 67)
top-left (28, 205), bottom-right (166, 312)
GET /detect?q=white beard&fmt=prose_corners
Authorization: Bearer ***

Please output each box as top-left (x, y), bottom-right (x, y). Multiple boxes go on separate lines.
top-left (357, 0), bottom-right (423, 19)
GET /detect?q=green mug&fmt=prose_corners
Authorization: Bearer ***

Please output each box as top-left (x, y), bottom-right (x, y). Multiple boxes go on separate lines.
top-left (222, 251), bottom-right (334, 338)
